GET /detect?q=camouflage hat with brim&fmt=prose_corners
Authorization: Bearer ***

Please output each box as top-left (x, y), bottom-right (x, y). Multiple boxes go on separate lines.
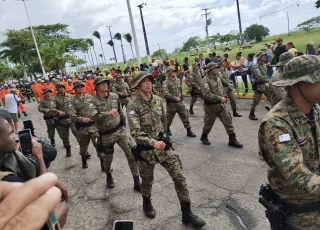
top-left (206, 62), bottom-right (220, 73)
top-left (192, 62), bottom-right (200, 69)
top-left (42, 88), bottom-right (52, 95)
top-left (115, 74), bottom-right (123, 79)
top-left (166, 67), bottom-right (178, 76)
top-left (273, 55), bottom-right (320, 87)
top-left (56, 83), bottom-right (66, 89)
top-left (277, 52), bottom-right (294, 66)
top-left (132, 73), bottom-right (154, 89)
top-left (217, 58), bottom-right (227, 65)
top-left (73, 80), bottom-right (85, 90)
top-left (255, 51), bottom-right (267, 59)
top-left (94, 77), bottom-right (110, 88)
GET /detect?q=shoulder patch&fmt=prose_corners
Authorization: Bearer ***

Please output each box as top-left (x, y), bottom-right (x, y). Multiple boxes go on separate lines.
top-left (279, 133), bottom-right (291, 143)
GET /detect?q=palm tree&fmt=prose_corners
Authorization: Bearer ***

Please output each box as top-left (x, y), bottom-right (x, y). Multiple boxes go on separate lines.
top-left (123, 33), bottom-right (135, 59)
top-left (86, 38), bottom-right (98, 66)
top-left (99, 54), bottom-right (103, 64)
top-left (114, 33), bottom-right (126, 64)
top-left (107, 40), bottom-right (117, 64)
top-left (93, 31), bottom-right (107, 65)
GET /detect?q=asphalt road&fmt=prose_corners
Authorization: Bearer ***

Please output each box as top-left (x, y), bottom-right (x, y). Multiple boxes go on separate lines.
top-left (18, 97), bottom-right (271, 230)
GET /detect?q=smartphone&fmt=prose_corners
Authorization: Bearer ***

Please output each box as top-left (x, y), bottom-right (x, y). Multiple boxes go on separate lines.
top-left (18, 129), bottom-right (33, 155)
top-left (23, 120), bottom-right (35, 137)
top-left (113, 220), bottom-right (134, 230)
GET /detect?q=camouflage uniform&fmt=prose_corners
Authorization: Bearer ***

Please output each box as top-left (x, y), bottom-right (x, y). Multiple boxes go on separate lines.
top-left (185, 63), bottom-right (203, 113)
top-left (259, 55), bottom-right (320, 230)
top-left (219, 67), bottom-right (237, 110)
top-left (112, 75), bottom-right (131, 108)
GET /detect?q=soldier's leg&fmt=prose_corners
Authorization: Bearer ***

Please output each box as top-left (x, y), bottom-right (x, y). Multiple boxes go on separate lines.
top-left (47, 124), bottom-right (55, 140)
top-left (78, 133), bottom-right (90, 156)
top-left (117, 136), bottom-right (139, 177)
top-left (69, 124), bottom-right (79, 143)
top-left (167, 104), bottom-right (177, 131)
top-left (202, 105), bottom-right (218, 134)
top-left (139, 160), bottom-right (155, 198)
top-left (177, 103), bottom-right (190, 129)
top-left (218, 107), bottom-right (235, 135)
top-left (250, 91), bottom-right (262, 111)
top-left (56, 126), bottom-right (70, 147)
top-left (227, 89), bottom-right (237, 110)
top-left (103, 145), bottom-right (114, 174)
top-left (190, 95), bottom-right (198, 107)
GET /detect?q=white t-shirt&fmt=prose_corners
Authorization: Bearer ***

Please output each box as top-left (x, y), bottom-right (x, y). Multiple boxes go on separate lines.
top-left (5, 93), bottom-right (20, 113)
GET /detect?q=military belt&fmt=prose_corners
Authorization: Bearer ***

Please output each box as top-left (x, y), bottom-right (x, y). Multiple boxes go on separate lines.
top-left (57, 114), bottom-right (70, 120)
top-left (98, 123), bottom-right (122, 135)
top-left (118, 95), bottom-right (129, 98)
top-left (43, 116), bottom-right (55, 120)
top-left (137, 145), bottom-right (154, 151)
top-left (166, 98), bottom-right (182, 104)
top-left (76, 121), bottom-right (94, 128)
top-left (283, 201), bottom-right (320, 215)
top-left (204, 99), bottom-right (221, 105)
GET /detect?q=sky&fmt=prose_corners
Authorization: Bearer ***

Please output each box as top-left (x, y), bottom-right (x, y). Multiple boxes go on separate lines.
top-left (0, 0), bottom-right (319, 64)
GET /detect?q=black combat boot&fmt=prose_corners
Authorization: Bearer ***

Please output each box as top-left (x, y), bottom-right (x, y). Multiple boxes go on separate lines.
top-left (23, 112), bottom-right (27, 117)
top-left (143, 195), bottom-right (156, 218)
top-left (100, 159), bottom-right (105, 172)
top-left (50, 139), bottom-right (56, 147)
top-left (181, 202), bottom-right (206, 227)
top-left (85, 152), bottom-right (91, 159)
top-left (189, 105), bottom-right (194, 115)
top-left (106, 173), bottom-right (115, 188)
top-left (233, 109), bottom-right (242, 117)
top-left (249, 109), bottom-right (258, 120)
top-left (66, 146), bottom-right (71, 157)
top-left (187, 128), bottom-right (196, 137)
top-left (133, 176), bottom-right (141, 192)
top-left (200, 133), bottom-right (211, 145)
top-left (167, 128), bottom-right (172, 136)
top-left (81, 156), bottom-right (88, 169)
top-left (228, 133), bottom-right (243, 148)
top-left (265, 106), bottom-right (271, 111)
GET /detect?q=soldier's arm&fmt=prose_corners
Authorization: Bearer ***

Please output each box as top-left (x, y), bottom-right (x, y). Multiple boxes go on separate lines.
top-left (163, 81), bottom-right (177, 101)
top-left (201, 79), bottom-right (222, 103)
top-left (38, 102), bottom-right (49, 113)
top-left (161, 99), bottom-right (167, 132)
top-left (186, 72), bottom-right (198, 90)
top-left (252, 66), bottom-right (268, 84)
top-left (219, 72), bottom-right (230, 87)
top-left (126, 84), bottom-right (131, 97)
top-left (127, 101), bottom-right (157, 147)
top-left (68, 100), bottom-right (82, 123)
top-left (118, 98), bottom-right (126, 126)
top-left (262, 119), bottom-right (320, 196)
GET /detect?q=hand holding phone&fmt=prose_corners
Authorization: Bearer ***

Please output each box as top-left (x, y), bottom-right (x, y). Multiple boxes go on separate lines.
top-left (18, 129), bottom-right (33, 155)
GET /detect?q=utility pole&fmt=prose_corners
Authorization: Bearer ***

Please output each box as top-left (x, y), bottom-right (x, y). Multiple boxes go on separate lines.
top-left (236, 0), bottom-right (243, 47)
top-left (138, 3), bottom-right (151, 63)
top-left (106, 26), bottom-right (118, 65)
top-left (158, 43), bottom-right (162, 60)
top-left (287, 11), bottom-right (290, 35)
top-left (201, 8), bottom-right (211, 54)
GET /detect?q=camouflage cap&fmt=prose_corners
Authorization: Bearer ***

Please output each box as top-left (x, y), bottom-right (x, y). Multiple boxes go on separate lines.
top-left (72, 80), bottom-right (85, 90)
top-left (94, 77), bottom-right (110, 88)
top-left (273, 55), bottom-right (320, 87)
top-left (255, 51), bottom-right (267, 59)
top-left (192, 62), bottom-right (200, 69)
top-left (115, 74), bottom-right (123, 79)
top-left (42, 88), bottom-right (52, 95)
top-left (166, 67), bottom-right (178, 76)
top-left (217, 58), bottom-right (227, 65)
top-left (277, 52), bottom-right (294, 66)
top-left (206, 62), bottom-right (220, 73)
top-left (132, 73), bottom-right (154, 89)
top-left (56, 82), bottom-right (66, 89)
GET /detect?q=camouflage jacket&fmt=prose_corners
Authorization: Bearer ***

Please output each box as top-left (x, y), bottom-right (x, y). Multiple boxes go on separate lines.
top-left (112, 82), bottom-right (131, 98)
top-left (219, 68), bottom-right (232, 89)
top-left (54, 92), bottom-right (73, 125)
top-left (127, 93), bottom-right (172, 165)
top-left (252, 62), bottom-right (269, 84)
top-left (38, 97), bottom-right (59, 125)
top-left (269, 71), bottom-right (286, 105)
top-left (163, 77), bottom-right (182, 102)
top-left (202, 73), bottom-right (226, 103)
top-left (91, 92), bottom-right (126, 133)
top-left (259, 97), bottom-right (320, 205)
top-left (186, 70), bottom-right (202, 91)
top-left (69, 94), bottom-right (98, 134)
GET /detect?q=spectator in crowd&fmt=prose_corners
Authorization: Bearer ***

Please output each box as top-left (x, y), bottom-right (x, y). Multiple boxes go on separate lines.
top-left (316, 48), bottom-right (320, 56)
top-left (0, 109), bottom-right (14, 133)
top-left (4, 89), bottom-right (20, 133)
top-left (183, 57), bottom-right (189, 71)
top-left (272, 37), bottom-right (286, 63)
top-left (209, 52), bottom-right (217, 63)
top-left (111, 68), bottom-right (116, 78)
top-left (199, 54), bottom-right (205, 69)
top-left (266, 44), bottom-right (273, 57)
top-left (116, 66), bottom-right (122, 74)
top-left (223, 54), bottom-right (232, 71)
top-left (230, 52), bottom-right (247, 94)
top-left (306, 41), bottom-right (316, 55)
top-left (244, 53), bottom-right (255, 85)
top-left (265, 48), bottom-right (273, 79)
top-left (286, 42), bottom-right (298, 56)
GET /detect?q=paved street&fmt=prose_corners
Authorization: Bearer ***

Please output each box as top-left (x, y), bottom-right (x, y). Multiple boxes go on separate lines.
top-left (19, 97), bottom-right (271, 230)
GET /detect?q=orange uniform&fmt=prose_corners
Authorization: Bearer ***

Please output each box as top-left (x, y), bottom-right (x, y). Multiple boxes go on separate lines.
top-left (86, 79), bottom-right (94, 95)
top-left (14, 88), bottom-right (26, 114)
top-left (61, 80), bottom-right (68, 87)
top-left (0, 88), bottom-right (9, 105)
top-left (31, 83), bottom-right (41, 102)
top-left (65, 83), bottom-right (75, 95)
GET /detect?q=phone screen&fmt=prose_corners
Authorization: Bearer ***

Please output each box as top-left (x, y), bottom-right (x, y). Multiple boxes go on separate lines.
top-left (23, 120), bottom-right (35, 137)
top-left (18, 129), bottom-right (33, 155)
top-left (113, 221), bottom-right (134, 230)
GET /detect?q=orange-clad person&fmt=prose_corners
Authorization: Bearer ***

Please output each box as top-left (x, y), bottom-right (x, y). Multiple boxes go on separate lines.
top-left (1, 84), bottom-right (10, 106)
top-left (12, 84), bottom-right (27, 117)
top-left (38, 80), bottom-right (46, 99)
top-left (72, 75), bottom-right (79, 83)
top-left (65, 79), bottom-right (75, 95)
top-left (86, 75), bottom-right (94, 95)
top-left (31, 80), bottom-right (41, 103)
top-left (61, 76), bottom-right (68, 87)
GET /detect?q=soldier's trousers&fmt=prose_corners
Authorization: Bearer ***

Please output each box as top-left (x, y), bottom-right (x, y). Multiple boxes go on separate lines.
top-left (56, 125), bottom-right (71, 147)
top-left (140, 153), bottom-right (190, 203)
top-left (286, 211), bottom-right (320, 230)
top-left (46, 124), bottom-right (56, 140)
top-left (190, 91), bottom-right (203, 107)
top-left (203, 104), bottom-right (234, 135)
top-left (70, 124), bottom-right (79, 143)
top-left (167, 102), bottom-right (190, 129)
top-left (78, 132), bottom-right (98, 156)
top-left (226, 88), bottom-right (237, 110)
top-left (100, 134), bottom-right (139, 177)
top-left (251, 83), bottom-right (272, 110)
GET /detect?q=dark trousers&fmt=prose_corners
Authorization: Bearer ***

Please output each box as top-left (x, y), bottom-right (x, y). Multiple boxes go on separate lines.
top-left (230, 71), bottom-right (248, 93)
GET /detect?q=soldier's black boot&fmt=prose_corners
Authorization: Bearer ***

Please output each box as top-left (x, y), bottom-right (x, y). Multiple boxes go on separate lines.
top-left (133, 176), bottom-right (141, 192)
top-left (228, 133), bottom-right (243, 148)
top-left (200, 133), bottom-right (211, 145)
top-left (50, 139), bottom-right (56, 147)
top-left (187, 128), bottom-right (196, 137)
top-left (249, 109), bottom-right (258, 120)
top-left (81, 156), bottom-right (88, 169)
top-left (181, 202), bottom-right (206, 227)
top-left (100, 159), bottom-right (105, 172)
top-left (66, 146), bottom-right (71, 157)
top-left (167, 128), bottom-right (172, 136)
top-left (106, 173), bottom-right (115, 188)
top-left (189, 105), bottom-right (194, 115)
top-left (85, 152), bottom-right (91, 159)
top-left (233, 109), bottom-right (242, 117)
top-left (143, 195), bottom-right (156, 218)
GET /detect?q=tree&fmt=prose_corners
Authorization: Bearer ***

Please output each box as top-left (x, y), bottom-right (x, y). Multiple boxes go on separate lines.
top-left (151, 49), bottom-right (166, 58)
top-left (99, 54), bottom-right (103, 64)
top-left (123, 33), bottom-right (135, 59)
top-left (114, 33), bottom-right (126, 64)
top-left (86, 38), bottom-right (98, 66)
top-left (181, 36), bottom-right (201, 52)
top-left (296, 16), bottom-right (320, 32)
top-left (244, 24), bottom-right (270, 42)
top-left (208, 34), bottom-right (221, 49)
top-left (93, 31), bottom-right (107, 65)
top-left (316, 0), bottom-right (320, 8)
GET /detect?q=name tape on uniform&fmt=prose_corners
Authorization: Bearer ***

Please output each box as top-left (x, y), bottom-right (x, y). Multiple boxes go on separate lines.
top-left (279, 133), bottom-right (291, 143)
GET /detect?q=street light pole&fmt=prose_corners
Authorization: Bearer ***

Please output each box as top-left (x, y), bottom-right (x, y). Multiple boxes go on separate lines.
top-left (138, 3), bottom-right (151, 63)
top-left (106, 26), bottom-right (118, 66)
top-left (236, 0), bottom-right (243, 47)
top-left (125, 0), bottom-right (141, 66)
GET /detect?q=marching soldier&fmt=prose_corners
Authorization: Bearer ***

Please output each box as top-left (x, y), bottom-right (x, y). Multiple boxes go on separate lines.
top-left (218, 58), bottom-right (242, 117)
top-left (249, 51), bottom-right (272, 120)
top-left (127, 73), bottom-right (206, 227)
top-left (91, 77), bottom-right (140, 191)
top-left (186, 63), bottom-right (203, 115)
top-left (54, 83), bottom-right (73, 157)
top-left (112, 74), bottom-right (131, 108)
top-left (163, 67), bottom-right (196, 137)
top-left (259, 55), bottom-right (320, 230)
top-left (200, 62), bottom-right (243, 148)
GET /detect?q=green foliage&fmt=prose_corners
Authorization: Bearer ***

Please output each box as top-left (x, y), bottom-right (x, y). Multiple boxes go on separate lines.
top-left (86, 38), bottom-right (94, 47)
top-left (107, 40), bottom-right (114, 47)
top-left (123, 33), bottom-right (132, 43)
top-left (93, 31), bottom-right (101, 40)
top-left (244, 24), bottom-right (270, 42)
top-left (151, 49), bottom-right (166, 58)
top-left (181, 36), bottom-right (201, 52)
top-left (316, 0), bottom-right (320, 8)
top-left (114, 33), bottom-right (122, 41)
top-left (296, 16), bottom-right (320, 32)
